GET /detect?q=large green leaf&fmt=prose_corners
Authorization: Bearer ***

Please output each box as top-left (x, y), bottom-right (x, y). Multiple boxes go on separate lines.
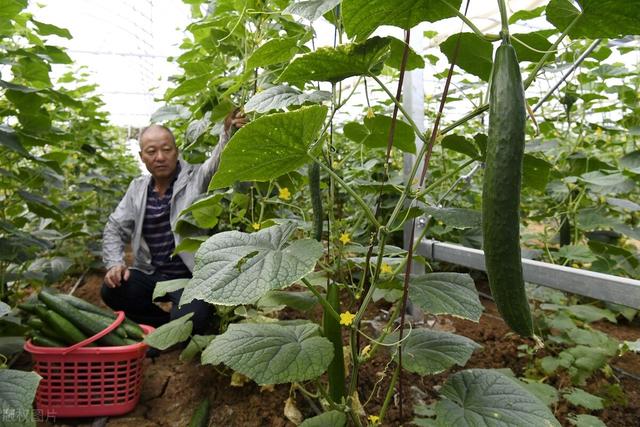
top-left (179, 193), bottom-right (225, 229)
top-left (257, 290), bottom-right (318, 311)
top-left (568, 414), bottom-right (607, 427)
top-left (422, 206), bottom-right (481, 229)
top-left (580, 171), bottom-right (635, 194)
top-left (441, 134), bottom-right (481, 159)
top-left (385, 36), bottom-right (425, 71)
top-left (343, 114), bottom-right (416, 154)
top-left (342, 0), bottom-right (462, 40)
top-left (409, 273), bottom-right (483, 321)
top-left (620, 150), bottom-right (640, 173)
top-left (210, 105), bottom-right (327, 189)
top-left (12, 56), bottom-right (52, 89)
top-left (563, 388), bottom-right (604, 410)
top-left (152, 278), bottom-right (189, 300)
top-left (523, 154), bottom-right (552, 191)
top-left (151, 105), bottom-right (190, 122)
top-left (277, 37), bottom-right (391, 84)
top-left (244, 85), bottom-right (330, 113)
top-left (511, 31), bottom-right (554, 63)
top-left (31, 19), bottom-right (72, 39)
top-left (144, 313), bottom-right (193, 350)
top-left (300, 410), bottom-right (347, 427)
top-left (0, 125), bottom-right (30, 157)
top-left (387, 329), bottom-right (480, 375)
top-left (201, 322), bottom-right (333, 384)
top-left (0, 369), bottom-right (40, 427)
top-left (435, 369), bottom-right (561, 426)
top-left (247, 37), bottom-right (304, 69)
top-left (17, 190), bottom-right (61, 220)
top-left (283, 0), bottom-right (341, 21)
top-left (0, 0), bottom-right (27, 19)
top-left (25, 256), bottom-right (71, 283)
top-left (181, 222), bottom-right (323, 306)
top-left (440, 33), bottom-right (493, 82)
top-left (546, 0), bottom-right (640, 39)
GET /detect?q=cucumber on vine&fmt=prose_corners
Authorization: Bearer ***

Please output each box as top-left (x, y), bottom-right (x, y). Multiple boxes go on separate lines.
top-left (482, 40), bottom-right (534, 337)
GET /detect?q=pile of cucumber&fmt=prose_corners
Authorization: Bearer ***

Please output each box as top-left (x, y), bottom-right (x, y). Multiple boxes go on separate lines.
top-left (20, 289), bottom-right (144, 347)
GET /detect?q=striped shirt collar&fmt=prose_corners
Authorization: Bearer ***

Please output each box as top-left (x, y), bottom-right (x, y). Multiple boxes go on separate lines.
top-left (148, 162), bottom-right (181, 194)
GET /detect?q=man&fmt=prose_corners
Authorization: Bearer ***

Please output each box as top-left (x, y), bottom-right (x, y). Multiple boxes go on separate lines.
top-left (101, 113), bottom-right (246, 334)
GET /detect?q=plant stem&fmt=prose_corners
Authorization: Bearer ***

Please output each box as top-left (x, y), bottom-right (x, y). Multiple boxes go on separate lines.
top-left (523, 13), bottom-right (581, 88)
top-left (440, 0), bottom-right (500, 41)
top-left (310, 155), bottom-right (381, 229)
top-left (379, 363), bottom-right (401, 423)
top-left (497, 0), bottom-right (510, 40)
top-left (369, 75), bottom-right (427, 144)
top-left (301, 277), bottom-right (341, 323)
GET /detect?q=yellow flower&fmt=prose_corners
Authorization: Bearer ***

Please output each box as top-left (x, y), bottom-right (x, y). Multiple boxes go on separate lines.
top-left (366, 107), bottom-right (375, 119)
top-left (595, 127), bottom-right (603, 137)
top-left (339, 311), bottom-right (355, 326)
top-left (368, 414), bottom-right (380, 425)
top-left (380, 263), bottom-right (393, 274)
top-left (278, 187), bottom-right (291, 201)
top-left (360, 344), bottom-right (371, 358)
top-left (251, 222), bottom-right (261, 230)
top-left (339, 232), bottom-right (351, 245)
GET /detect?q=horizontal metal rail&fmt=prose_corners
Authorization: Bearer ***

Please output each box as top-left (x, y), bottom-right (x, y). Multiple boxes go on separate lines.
top-left (418, 239), bottom-right (640, 310)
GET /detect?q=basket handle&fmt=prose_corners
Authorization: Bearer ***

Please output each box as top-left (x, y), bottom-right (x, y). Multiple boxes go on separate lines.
top-left (61, 310), bottom-right (126, 355)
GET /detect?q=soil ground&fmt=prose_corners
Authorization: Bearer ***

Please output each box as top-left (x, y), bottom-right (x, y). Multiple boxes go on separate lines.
top-left (22, 271), bottom-right (640, 427)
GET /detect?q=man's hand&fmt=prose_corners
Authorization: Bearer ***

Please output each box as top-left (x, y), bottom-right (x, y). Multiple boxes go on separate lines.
top-left (105, 264), bottom-right (130, 288)
top-left (224, 108), bottom-right (248, 135)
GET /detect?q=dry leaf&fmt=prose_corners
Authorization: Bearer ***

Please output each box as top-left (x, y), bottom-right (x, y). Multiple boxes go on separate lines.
top-left (284, 397), bottom-right (303, 425)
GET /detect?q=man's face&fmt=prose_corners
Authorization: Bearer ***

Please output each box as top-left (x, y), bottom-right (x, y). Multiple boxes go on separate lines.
top-left (139, 127), bottom-right (178, 180)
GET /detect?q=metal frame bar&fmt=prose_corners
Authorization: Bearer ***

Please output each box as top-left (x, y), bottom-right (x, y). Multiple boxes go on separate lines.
top-left (418, 239), bottom-right (640, 309)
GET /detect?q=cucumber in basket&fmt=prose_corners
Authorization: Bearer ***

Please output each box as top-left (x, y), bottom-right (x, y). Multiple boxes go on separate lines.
top-left (34, 305), bottom-right (89, 346)
top-left (57, 293), bottom-right (145, 340)
top-left (38, 290), bottom-right (127, 346)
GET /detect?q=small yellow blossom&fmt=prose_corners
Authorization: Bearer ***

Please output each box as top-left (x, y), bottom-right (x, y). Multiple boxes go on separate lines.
top-left (360, 344), bottom-right (371, 358)
top-left (368, 414), bottom-right (380, 425)
top-left (595, 127), bottom-right (603, 137)
top-left (278, 187), bottom-right (291, 201)
top-left (339, 232), bottom-right (351, 245)
top-left (339, 311), bottom-right (355, 326)
top-left (366, 107), bottom-right (375, 119)
top-left (251, 222), bottom-right (261, 230)
top-left (380, 263), bottom-right (393, 274)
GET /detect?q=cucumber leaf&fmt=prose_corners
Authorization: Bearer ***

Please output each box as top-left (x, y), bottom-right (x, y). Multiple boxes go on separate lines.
top-left (181, 222), bottom-right (323, 306)
top-left (283, 0), bottom-right (341, 21)
top-left (0, 369), bottom-right (40, 427)
top-left (435, 369), bottom-right (561, 426)
top-left (277, 37), bottom-right (391, 84)
top-left (440, 33), bottom-right (493, 82)
top-left (387, 329), bottom-right (480, 375)
top-left (342, 0), bottom-right (462, 40)
top-left (210, 105), bottom-right (327, 189)
top-left (409, 273), bottom-right (483, 321)
top-left (244, 85), bottom-right (330, 113)
top-left (144, 313), bottom-right (193, 350)
top-left (546, 0), bottom-right (640, 39)
top-left (300, 410), bottom-right (347, 427)
top-left (201, 322), bottom-right (333, 385)
top-left (343, 114), bottom-right (416, 154)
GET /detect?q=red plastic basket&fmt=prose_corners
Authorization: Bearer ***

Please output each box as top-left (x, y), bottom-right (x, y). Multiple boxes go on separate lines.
top-left (24, 311), bottom-right (155, 418)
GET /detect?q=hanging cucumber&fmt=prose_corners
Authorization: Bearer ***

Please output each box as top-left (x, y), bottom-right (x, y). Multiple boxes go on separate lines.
top-left (482, 40), bottom-right (533, 337)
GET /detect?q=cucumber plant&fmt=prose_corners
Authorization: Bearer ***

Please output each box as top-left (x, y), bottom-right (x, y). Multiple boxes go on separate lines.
top-left (121, 0), bottom-right (640, 426)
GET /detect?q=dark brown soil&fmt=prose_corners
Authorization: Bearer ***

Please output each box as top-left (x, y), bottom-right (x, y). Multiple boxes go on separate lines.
top-left (28, 271), bottom-right (640, 426)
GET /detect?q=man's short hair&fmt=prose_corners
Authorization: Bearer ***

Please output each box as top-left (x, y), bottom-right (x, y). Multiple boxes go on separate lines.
top-left (138, 124), bottom-right (176, 150)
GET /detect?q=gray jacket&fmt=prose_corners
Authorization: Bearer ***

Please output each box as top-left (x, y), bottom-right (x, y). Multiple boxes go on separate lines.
top-left (102, 136), bottom-right (228, 274)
